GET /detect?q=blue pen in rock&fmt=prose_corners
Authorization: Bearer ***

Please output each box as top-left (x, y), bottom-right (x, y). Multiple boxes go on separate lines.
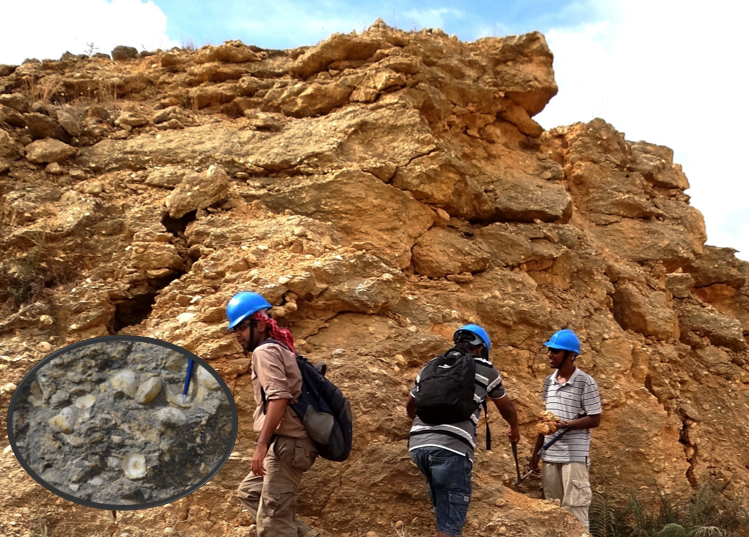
top-left (182, 358), bottom-right (195, 403)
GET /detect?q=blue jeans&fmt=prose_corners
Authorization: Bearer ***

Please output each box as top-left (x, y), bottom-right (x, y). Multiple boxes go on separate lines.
top-left (410, 448), bottom-right (473, 536)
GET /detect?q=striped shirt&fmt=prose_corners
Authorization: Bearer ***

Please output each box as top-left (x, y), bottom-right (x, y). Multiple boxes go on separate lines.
top-left (541, 368), bottom-right (602, 464)
top-left (408, 353), bottom-right (506, 462)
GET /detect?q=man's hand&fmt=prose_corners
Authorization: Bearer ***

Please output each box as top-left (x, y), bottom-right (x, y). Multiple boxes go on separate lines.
top-left (251, 442), bottom-right (268, 476)
top-left (557, 415), bottom-right (600, 431)
top-left (507, 426), bottom-right (520, 444)
top-left (529, 451), bottom-right (540, 473)
top-left (406, 394), bottom-right (416, 420)
top-left (252, 398), bottom-right (290, 477)
top-left (528, 433), bottom-right (544, 473)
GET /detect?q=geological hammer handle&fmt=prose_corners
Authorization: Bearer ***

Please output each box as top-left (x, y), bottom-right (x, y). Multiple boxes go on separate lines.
top-left (514, 426), bottom-right (573, 486)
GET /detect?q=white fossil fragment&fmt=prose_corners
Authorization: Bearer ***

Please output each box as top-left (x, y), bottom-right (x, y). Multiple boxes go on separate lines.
top-left (197, 367), bottom-right (220, 391)
top-left (48, 407), bottom-right (77, 433)
top-left (110, 370), bottom-right (138, 397)
top-left (122, 454), bottom-right (147, 479)
top-left (135, 377), bottom-right (162, 404)
top-left (75, 394), bottom-right (96, 409)
top-left (154, 407), bottom-right (187, 427)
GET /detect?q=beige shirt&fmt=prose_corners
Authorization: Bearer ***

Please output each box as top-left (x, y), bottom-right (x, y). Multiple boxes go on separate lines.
top-left (251, 342), bottom-right (307, 438)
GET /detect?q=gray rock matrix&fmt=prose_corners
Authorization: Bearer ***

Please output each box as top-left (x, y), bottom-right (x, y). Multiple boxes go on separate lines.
top-left (11, 340), bottom-right (233, 506)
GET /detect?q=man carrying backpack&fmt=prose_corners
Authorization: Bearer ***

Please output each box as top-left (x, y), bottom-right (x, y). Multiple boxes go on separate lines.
top-left (229, 291), bottom-right (318, 537)
top-left (407, 324), bottom-right (520, 537)
top-left (529, 329), bottom-right (602, 531)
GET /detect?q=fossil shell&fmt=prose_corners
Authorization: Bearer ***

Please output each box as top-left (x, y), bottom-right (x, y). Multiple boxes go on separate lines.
top-left (122, 454), bottom-right (147, 479)
top-left (110, 370), bottom-right (138, 397)
top-left (197, 366), bottom-right (220, 391)
top-left (49, 407), bottom-right (76, 433)
top-left (154, 407), bottom-right (187, 428)
top-left (75, 394), bottom-right (96, 409)
top-left (165, 355), bottom-right (184, 372)
top-left (135, 377), bottom-right (162, 404)
top-left (30, 381), bottom-right (43, 399)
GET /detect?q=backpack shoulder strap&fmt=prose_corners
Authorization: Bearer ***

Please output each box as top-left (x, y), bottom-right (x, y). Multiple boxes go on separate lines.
top-left (258, 338), bottom-right (290, 351)
top-left (256, 338), bottom-right (299, 415)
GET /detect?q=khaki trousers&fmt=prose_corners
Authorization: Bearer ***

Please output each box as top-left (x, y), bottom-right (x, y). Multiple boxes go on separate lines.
top-left (237, 435), bottom-right (318, 537)
top-left (542, 461), bottom-right (592, 530)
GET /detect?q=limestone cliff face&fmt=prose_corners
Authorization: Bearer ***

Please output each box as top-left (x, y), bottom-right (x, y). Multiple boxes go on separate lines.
top-left (1, 20), bottom-right (748, 537)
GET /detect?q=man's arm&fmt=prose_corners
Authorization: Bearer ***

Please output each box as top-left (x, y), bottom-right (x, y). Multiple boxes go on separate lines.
top-left (529, 433), bottom-right (544, 471)
top-left (558, 414), bottom-right (600, 430)
top-left (251, 398), bottom-right (290, 476)
top-left (406, 394), bottom-right (416, 419)
top-left (491, 395), bottom-right (520, 443)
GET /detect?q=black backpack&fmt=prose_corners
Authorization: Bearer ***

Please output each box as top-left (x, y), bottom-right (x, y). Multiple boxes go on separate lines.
top-left (259, 341), bottom-right (353, 462)
top-left (412, 348), bottom-right (491, 449)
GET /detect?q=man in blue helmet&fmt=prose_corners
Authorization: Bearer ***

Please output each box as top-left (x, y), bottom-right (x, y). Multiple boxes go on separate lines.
top-left (406, 324), bottom-right (519, 537)
top-left (228, 291), bottom-right (318, 537)
top-left (529, 329), bottom-right (601, 531)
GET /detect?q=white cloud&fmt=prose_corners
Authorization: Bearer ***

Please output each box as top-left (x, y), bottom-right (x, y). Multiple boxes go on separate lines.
top-left (536, 0), bottom-right (749, 260)
top-left (228, 2), bottom-right (374, 48)
top-left (403, 8), bottom-right (464, 31)
top-left (0, 0), bottom-right (177, 64)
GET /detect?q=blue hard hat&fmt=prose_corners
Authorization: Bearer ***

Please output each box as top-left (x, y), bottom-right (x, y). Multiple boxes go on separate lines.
top-left (454, 324), bottom-right (491, 351)
top-left (226, 292), bottom-right (272, 329)
top-left (544, 329), bottom-right (581, 354)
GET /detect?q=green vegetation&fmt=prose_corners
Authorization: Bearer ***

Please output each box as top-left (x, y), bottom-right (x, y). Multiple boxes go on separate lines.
top-left (590, 485), bottom-right (749, 537)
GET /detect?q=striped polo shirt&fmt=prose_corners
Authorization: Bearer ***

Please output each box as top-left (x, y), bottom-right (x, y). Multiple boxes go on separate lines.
top-left (408, 353), bottom-right (506, 462)
top-left (541, 367), bottom-right (602, 464)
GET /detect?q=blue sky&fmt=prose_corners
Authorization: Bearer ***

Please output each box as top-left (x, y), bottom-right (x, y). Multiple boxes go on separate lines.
top-left (151, 0), bottom-right (608, 50)
top-left (0, 0), bottom-right (748, 260)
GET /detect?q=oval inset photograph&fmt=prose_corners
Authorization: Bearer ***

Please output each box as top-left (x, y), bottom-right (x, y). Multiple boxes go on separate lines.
top-left (7, 335), bottom-right (238, 510)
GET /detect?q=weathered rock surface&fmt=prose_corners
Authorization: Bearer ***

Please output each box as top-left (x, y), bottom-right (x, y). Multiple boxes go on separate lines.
top-left (676, 301), bottom-right (746, 351)
top-left (256, 169), bottom-right (434, 269)
top-left (25, 112), bottom-right (69, 141)
top-left (165, 165), bottom-right (230, 218)
top-left (24, 138), bottom-right (77, 163)
top-left (412, 227), bottom-right (490, 277)
top-left (0, 129), bottom-right (22, 159)
top-left (613, 283), bottom-right (680, 340)
top-left (1, 21), bottom-right (749, 537)
top-left (0, 93), bottom-right (30, 113)
top-left (112, 46), bottom-right (139, 61)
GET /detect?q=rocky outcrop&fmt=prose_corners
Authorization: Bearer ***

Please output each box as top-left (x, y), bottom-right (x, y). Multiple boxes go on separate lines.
top-left (1, 23), bottom-right (749, 537)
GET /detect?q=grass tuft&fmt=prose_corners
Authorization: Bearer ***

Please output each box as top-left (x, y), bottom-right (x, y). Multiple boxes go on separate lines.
top-left (590, 485), bottom-right (748, 537)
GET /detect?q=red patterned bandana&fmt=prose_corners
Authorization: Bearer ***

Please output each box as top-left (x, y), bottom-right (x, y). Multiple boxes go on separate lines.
top-left (251, 310), bottom-right (296, 353)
